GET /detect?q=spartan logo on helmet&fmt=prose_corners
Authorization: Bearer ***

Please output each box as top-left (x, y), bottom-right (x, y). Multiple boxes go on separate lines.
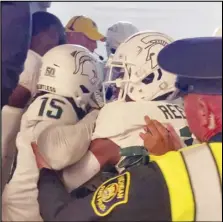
top-left (130, 35), bottom-right (169, 85)
top-left (138, 35), bottom-right (169, 69)
top-left (71, 50), bottom-right (98, 85)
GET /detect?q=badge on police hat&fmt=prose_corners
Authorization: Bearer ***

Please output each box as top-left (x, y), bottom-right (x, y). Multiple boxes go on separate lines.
top-left (91, 172), bottom-right (130, 216)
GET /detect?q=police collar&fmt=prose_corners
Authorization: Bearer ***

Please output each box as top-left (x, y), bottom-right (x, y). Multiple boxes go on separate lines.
top-left (209, 132), bottom-right (222, 142)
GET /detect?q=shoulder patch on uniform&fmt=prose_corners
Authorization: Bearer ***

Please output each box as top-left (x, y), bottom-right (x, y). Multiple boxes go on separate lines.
top-left (91, 172), bottom-right (130, 216)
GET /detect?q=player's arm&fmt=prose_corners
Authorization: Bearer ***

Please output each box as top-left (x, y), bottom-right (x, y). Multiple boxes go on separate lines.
top-left (1, 86), bottom-right (30, 192)
top-left (1, 51), bottom-right (40, 191)
top-left (35, 110), bottom-right (99, 170)
top-left (1, 105), bottom-right (24, 193)
top-left (62, 138), bottom-right (120, 192)
top-left (8, 50), bottom-right (42, 109)
top-left (8, 85), bottom-right (31, 109)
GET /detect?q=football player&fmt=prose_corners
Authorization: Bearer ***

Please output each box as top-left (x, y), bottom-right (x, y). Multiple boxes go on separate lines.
top-left (2, 44), bottom-right (101, 221)
top-left (97, 31), bottom-right (197, 170)
top-left (1, 11), bottom-right (66, 192)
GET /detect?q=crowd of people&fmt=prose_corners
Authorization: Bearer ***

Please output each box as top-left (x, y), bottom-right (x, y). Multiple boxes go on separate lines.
top-left (1, 2), bottom-right (222, 221)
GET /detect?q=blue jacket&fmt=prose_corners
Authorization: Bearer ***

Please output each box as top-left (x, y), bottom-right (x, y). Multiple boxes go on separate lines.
top-left (209, 133), bottom-right (222, 142)
top-left (1, 2), bottom-right (31, 92)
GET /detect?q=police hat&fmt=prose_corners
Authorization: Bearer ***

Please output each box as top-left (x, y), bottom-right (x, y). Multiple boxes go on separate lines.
top-left (158, 37), bottom-right (222, 95)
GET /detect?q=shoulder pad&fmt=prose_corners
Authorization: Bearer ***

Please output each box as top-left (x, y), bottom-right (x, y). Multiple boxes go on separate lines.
top-left (22, 94), bottom-right (78, 128)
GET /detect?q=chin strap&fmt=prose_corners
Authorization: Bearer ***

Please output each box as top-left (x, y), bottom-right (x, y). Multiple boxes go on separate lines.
top-left (118, 146), bottom-right (150, 169)
top-left (67, 97), bottom-right (87, 120)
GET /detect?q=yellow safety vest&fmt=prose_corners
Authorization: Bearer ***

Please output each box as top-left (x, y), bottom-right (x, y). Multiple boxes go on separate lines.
top-left (153, 142), bottom-right (222, 221)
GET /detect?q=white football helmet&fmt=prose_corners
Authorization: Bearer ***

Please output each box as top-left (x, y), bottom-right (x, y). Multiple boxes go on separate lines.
top-left (213, 27), bottom-right (222, 37)
top-left (103, 31), bottom-right (176, 102)
top-left (37, 44), bottom-right (101, 110)
top-left (106, 21), bottom-right (139, 57)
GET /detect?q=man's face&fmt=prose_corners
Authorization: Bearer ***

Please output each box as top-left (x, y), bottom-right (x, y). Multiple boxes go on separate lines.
top-left (183, 94), bottom-right (206, 141)
top-left (37, 26), bottom-right (62, 56)
top-left (66, 32), bottom-right (97, 53)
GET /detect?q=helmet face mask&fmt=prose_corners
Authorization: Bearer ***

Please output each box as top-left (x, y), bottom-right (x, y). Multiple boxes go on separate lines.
top-left (37, 44), bottom-right (101, 111)
top-left (103, 54), bottom-right (133, 102)
top-left (103, 31), bottom-right (177, 103)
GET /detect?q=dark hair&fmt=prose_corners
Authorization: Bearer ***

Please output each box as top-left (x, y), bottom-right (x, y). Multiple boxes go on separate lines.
top-left (32, 11), bottom-right (66, 44)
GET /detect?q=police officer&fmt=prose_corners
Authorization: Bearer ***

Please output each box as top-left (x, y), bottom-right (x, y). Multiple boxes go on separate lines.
top-left (37, 37), bottom-right (222, 221)
top-left (158, 36), bottom-right (222, 144)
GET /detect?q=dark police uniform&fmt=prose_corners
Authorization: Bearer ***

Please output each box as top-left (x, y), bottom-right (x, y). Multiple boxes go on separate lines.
top-left (38, 37), bottom-right (222, 221)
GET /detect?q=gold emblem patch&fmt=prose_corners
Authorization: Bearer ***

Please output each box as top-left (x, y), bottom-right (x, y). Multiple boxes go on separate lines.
top-left (91, 172), bottom-right (130, 216)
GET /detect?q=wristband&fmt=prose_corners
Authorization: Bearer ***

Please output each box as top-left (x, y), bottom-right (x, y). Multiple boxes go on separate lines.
top-left (119, 146), bottom-right (148, 157)
top-left (118, 146), bottom-right (150, 169)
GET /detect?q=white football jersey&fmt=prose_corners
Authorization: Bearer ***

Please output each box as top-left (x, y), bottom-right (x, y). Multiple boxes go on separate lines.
top-left (93, 100), bottom-right (194, 149)
top-left (2, 130), bottom-right (43, 222)
top-left (21, 93), bottom-right (78, 133)
top-left (1, 50), bottom-right (42, 194)
top-left (19, 50), bottom-right (42, 98)
top-left (20, 93), bottom-right (99, 171)
top-left (3, 93), bottom-right (98, 221)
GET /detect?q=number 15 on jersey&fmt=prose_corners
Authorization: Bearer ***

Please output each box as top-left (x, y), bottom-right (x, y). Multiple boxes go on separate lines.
top-left (38, 97), bottom-right (65, 119)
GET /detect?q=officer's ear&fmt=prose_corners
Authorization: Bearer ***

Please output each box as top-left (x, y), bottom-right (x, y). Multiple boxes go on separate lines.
top-left (197, 97), bottom-right (210, 128)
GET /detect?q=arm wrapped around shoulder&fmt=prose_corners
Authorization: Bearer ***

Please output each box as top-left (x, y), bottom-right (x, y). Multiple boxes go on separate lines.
top-left (2, 105), bottom-right (23, 160)
top-left (62, 150), bottom-right (101, 192)
top-left (36, 110), bottom-right (99, 170)
top-left (1, 105), bottom-right (24, 191)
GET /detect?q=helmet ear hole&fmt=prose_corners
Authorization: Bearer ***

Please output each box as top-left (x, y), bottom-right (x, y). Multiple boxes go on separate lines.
top-left (142, 73), bottom-right (155, 84)
top-left (80, 85), bottom-right (90, 93)
top-left (110, 48), bottom-right (116, 54)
